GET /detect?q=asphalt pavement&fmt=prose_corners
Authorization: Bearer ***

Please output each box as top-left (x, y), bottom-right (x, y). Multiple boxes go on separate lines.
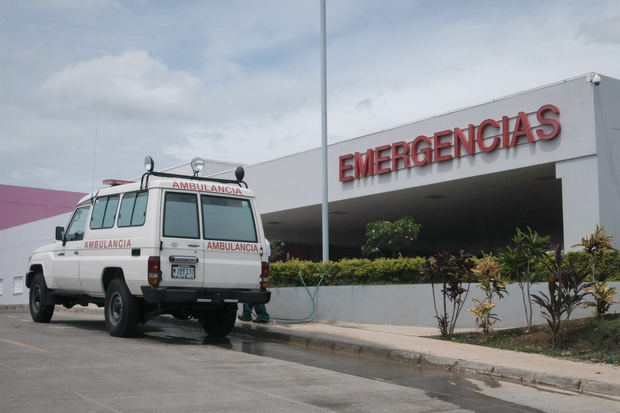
top-left (0, 310), bottom-right (559, 412)
top-left (4, 303), bottom-right (620, 399)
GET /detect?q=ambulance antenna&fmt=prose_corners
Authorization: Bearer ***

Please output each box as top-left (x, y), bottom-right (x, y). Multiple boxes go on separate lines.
top-left (90, 111), bottom-right (99, 193)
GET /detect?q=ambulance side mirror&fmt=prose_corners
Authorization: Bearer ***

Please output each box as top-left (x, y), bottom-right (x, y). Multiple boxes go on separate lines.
top-left (55, 226), bottom-right (65, 241)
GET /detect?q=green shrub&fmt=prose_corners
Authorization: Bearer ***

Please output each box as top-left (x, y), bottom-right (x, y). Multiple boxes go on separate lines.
top-left (532, 249), bottom-right (620, 282)
top-left (268, 250), bottom-right (620, 288)
top-left (361, 217), bottom-right (421, 258)
top-left (269, 257), bottom-right (427, 287)
top-left (567, 249), bottom-right (620, 282)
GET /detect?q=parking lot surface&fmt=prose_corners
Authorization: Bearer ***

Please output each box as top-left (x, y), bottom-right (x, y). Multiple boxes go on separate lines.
top-left (0, 310), bottom-right (617, 412)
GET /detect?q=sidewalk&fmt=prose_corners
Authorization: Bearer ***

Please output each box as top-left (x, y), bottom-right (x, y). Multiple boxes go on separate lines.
top-left (233, 319), bottom-right (620, 397)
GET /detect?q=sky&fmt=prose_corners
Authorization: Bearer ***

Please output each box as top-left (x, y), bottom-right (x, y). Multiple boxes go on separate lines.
top-left (2, 0), bottom-right (620, 193)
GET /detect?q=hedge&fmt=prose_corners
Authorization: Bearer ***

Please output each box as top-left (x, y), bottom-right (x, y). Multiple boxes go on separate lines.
top-left (269, 250), bottom-right (620, 287)
top-left (269, 257), bottom-right (427, 287)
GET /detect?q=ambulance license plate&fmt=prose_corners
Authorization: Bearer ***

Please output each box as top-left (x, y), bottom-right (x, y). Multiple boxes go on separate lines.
top-left (171, 265), bottom-right (195, 279)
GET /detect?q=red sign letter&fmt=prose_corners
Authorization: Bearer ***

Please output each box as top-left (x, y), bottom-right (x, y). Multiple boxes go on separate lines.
top-left (536, 104), bottom-right (561, 140)
top-left (354, 150), bottom-right (375, 179)
top-left (502, 116), bottom-right (510, 148)
top-left (453, 125), bottom-right (475, 158)
top-left (374, 145), bottom-right (392, 175)
top-left (391, 141), bottom-right (411, 170)
top-left (339, 154), bottom-right (354, 182)
top-left (510, 111), bottom-right (535, 146)
top-left (411, 135), bottom-right (433, 166)
top-left (477, 119), bottom-right (500, 152)
top-left (433, 129), bottom-right (453, 163)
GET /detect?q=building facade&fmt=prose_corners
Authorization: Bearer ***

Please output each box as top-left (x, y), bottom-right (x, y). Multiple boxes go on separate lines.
top-left (212, 73), bottom-right (620, 259)
top-left (1, 73), bottom-right (619, 304)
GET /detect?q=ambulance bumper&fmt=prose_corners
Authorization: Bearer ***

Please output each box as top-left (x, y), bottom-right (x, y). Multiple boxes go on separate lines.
top-left (141, 286), bottom-right (271, 305)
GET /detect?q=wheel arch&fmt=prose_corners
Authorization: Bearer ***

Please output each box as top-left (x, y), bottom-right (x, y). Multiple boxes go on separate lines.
top-left (101, 267), bottom-right (125, 293)
top-left (26, 264), bottom-right (44, 288)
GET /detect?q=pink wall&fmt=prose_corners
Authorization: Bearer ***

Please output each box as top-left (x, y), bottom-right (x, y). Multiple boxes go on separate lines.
top-left (0, 185), bottom-right (87, 230)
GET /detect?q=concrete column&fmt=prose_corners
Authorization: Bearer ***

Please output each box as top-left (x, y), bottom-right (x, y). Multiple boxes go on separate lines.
top-left (556, 156), bottom-right (600, 251)
top-left (593, 77), bottom-right (620, 249)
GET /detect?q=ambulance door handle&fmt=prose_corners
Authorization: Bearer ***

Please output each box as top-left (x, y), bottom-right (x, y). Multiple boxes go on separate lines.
top-left (187, 243), bottom-right (200, 248)
top-left (74, 250), bottom-right (79, 255)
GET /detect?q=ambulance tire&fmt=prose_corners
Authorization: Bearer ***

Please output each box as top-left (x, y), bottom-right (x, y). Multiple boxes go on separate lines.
top-left (29, 273), bottom-right (55, 323)
top-left (105, 278), bottom-right (139, 337)
top-left (199, 303), bottom-right (237, 338)
top-left (171, 309), bottom-right (192, 320)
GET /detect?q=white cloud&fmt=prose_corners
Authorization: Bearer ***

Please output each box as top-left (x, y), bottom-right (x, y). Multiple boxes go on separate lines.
top-left (39, 50), bottom-right (202, 120)
top-left (26, 0), bottom-right (124, 13)
top-left (578, 16), bottom-right (620, 44)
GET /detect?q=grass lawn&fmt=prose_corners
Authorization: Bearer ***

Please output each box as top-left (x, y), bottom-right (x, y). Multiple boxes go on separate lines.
top-left (448, 313), bottom-right (620, 365)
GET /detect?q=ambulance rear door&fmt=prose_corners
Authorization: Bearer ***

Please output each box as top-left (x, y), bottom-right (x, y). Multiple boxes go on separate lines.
top-left (159, 191), bottom-right (205, 289)
top-left (201, 194), bottom-right (262, 289)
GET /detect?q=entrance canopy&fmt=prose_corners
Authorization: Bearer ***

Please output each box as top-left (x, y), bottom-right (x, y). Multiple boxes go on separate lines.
top-left (262, 164), bottom-right (562, 258)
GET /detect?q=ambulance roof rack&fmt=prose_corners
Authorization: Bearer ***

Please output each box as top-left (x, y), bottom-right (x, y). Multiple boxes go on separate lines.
top-left (140, 155), bottom-right (247, 190)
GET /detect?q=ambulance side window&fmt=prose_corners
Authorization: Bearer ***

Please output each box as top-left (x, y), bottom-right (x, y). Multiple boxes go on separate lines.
top-left (132, 192), bottom-right (148, 226)
top-left (118, 191), bottom-right (148, 227)
top-left (90, 196), bottom-right (119, 230)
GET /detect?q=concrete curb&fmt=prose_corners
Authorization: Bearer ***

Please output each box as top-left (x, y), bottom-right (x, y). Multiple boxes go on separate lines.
top-left (0, 304), bottom-right (30, 312)
top-left (232, 323), bottom-right (620, 398)
top-left (0, 304), bottom-right (104, 315)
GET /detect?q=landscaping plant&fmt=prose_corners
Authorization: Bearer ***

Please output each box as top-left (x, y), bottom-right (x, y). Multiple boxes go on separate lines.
top-left (497, 227), bottom-right (550, 332)
top-left (361, 217), bottom-right (421, 258)
top-left (425, 250), bottom-right (475, 339)
top-left (468, 298), bottom-right (498, 333)
top-left (571, 225), bottom-right (613, 282)
top-left (572, 225), bottom-right (616, 317)
top-left (584, 282), bottom-right (618, 318)
top-left (469, 254), bottom-right (507, 333)
top-left (269, 240), bottom-right (287, 262)
top-left (532, 245), bottom-right (590, 348)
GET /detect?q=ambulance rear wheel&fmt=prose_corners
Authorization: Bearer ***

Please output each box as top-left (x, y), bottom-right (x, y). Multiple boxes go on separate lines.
top-left (199, 304), bottom-right (237, 338)
top-left (105, 278), bottom-right (139, 337)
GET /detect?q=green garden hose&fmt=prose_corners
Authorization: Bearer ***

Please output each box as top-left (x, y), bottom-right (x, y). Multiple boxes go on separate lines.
top-left (249, 268), bottom-right (326, 324)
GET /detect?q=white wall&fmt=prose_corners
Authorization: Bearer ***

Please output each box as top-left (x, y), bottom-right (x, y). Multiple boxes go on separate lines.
top-left (267, 282), bottom-right (620, 328)
top-left (0, 213), bottom-right (71, 305)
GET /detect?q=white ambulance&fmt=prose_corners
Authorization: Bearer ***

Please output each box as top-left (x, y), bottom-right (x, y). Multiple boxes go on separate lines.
top-left (26, 156), bottom-right (270, 338)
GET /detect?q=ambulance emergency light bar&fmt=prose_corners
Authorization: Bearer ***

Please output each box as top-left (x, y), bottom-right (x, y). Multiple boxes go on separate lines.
top-left (140, 155), bottom-right (247, 190)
